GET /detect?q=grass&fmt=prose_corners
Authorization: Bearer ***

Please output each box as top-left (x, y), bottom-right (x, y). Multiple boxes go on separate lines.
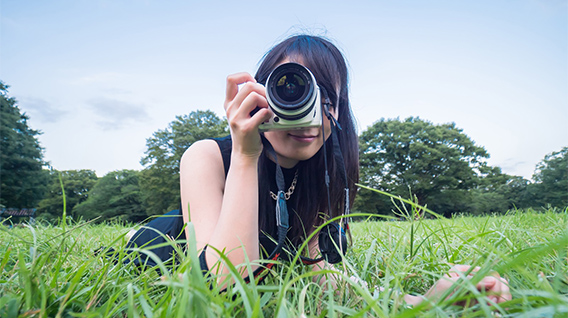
top-left (1, 206), bottom-right (567, 317)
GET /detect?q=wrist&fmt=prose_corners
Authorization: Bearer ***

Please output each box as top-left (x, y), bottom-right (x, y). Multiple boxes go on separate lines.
top-left (230, 152), bottom-right (260, 167)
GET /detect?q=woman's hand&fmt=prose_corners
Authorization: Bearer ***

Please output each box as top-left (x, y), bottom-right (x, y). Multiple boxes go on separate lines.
top-left (405, 265), bottom-right (511, 306)
top-left (224, 73), bottom-right (272, 159)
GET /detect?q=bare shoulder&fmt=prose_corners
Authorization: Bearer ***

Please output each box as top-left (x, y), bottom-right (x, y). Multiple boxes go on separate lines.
top-left (180, 139), bottom-right (225, 182)
top-left (180, 139), bottom-right (226, 247)
top-left (182, 139), bottom-right (221, 160)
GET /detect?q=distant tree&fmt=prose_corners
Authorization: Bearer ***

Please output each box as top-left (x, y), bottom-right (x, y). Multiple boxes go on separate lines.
top-left (352, 187), bottom-right (392, 216)
top-left (501, 175), bottom-right (533, 208)
top-left (358, 117), bottom-right (489, 216)
top-left (465, 166), bottom-right (521, 214)
top-left (476, 166), bottom-right (511, 192)
top-left (0, 82), bottom-right (48, 208)
top-left (465, 189), bottom-right (507, 215)
top-left (36, 169), bottom-right (98, 221)
top-left (530, 147), bottom-right (568, 208)
top-left (140, 110), bottom-right (229, 216)
top-left (74, 170), bottom-right (145, 222)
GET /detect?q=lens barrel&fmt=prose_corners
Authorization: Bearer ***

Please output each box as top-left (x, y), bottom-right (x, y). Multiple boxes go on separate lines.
top-left (266, 63), bottom-right (318, 121)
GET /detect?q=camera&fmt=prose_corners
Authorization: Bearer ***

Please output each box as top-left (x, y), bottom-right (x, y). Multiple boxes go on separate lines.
top-left (258, 62), bottom-right (322, 131)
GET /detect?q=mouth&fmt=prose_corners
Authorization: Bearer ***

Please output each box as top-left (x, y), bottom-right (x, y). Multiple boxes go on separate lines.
top-left (288, 132), bottom-right (319, 143)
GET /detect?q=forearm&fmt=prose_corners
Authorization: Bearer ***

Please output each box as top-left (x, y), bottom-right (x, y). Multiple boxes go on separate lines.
top-left (310, 261), bottom-right (338, 289)
top-left (206, 154), bottom-right (260, 273)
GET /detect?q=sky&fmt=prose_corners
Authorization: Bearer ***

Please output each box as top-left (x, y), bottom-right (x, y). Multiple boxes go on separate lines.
top-left (1, 0), bottom-right (567, 180)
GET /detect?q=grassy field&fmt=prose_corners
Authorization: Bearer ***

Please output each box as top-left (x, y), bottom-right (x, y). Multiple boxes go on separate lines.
top-left (1, 207), bottom-right (567, 317)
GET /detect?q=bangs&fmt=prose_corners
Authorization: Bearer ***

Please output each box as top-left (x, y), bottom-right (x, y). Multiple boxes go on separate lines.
top-left (255, 35), bottom-right (348, 109)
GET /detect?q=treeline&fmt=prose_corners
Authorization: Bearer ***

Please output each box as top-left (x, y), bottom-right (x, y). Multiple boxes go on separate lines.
top-left (3, 106), bottom-right (228, 223)
top-left (356, 117), bottom-right (567, 216)
top-left (1, 82), bottom-right (566, 223)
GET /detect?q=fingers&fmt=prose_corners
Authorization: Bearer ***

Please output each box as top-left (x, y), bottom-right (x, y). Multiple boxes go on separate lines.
top-left (224, 78), bottom-right (272, 135)
top-left (249, 106), bottom-right (272, 127)
top-left (225, 72), bottom-right (256, 106)
top-left (446, 265), bottom-right (512, 305)
top-left (481, 276), bottom-right (511, 304)
top-left (477, 276), bottom-right (497, 290)
top-left (222, 72), bottom-right (273, 157)
top-left (475, 275), bottom-right (511, 304)
top-left (229, 92), bottom-right (270, 132)
top-left (497, 277), bottom-right (512, 303)
top-left (229, 82), bottom-right (267, 115)
top-left (227, 85), bottom-right (268, 117)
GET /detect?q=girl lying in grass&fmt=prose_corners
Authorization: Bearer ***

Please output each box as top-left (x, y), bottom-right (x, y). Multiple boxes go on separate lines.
top-left (128, 34), bottom-right (511, 307)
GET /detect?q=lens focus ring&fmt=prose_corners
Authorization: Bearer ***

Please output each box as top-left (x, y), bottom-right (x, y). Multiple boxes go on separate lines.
top-left (266, 62), bottom-right (318, 120)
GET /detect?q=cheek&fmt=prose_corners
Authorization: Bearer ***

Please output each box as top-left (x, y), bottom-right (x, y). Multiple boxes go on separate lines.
top-left (263, 131), bottom-right (290, 151)
top-left (263, 131), bottom-right (284, 143)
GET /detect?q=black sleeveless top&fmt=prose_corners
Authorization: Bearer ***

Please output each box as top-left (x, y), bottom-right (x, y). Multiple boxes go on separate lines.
top-left (126, 136), bottom-right (302, 271)
top-left (212, 135), bottom-right (300, 259)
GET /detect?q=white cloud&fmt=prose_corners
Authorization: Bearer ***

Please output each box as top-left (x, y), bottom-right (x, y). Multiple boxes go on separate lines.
top-left (20, 97), bottom-right (67, 123)
top-left (87, 97), bottom-right (150, 130)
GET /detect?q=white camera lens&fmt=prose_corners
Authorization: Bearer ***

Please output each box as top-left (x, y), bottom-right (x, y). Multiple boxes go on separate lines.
top-left (266, 63), bottom-right (318, 120)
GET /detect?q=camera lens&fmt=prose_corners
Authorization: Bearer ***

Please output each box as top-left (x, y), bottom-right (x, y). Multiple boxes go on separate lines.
top-left (275, 73), bottom-right (306, 103)
top-left (262, 62), bottom-right (322, 129)
top-left (266, 63), bottom-right (315, 116)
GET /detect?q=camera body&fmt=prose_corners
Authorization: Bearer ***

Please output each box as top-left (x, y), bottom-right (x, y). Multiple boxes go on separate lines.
top-left (259, 62), bottom-right (322, 131)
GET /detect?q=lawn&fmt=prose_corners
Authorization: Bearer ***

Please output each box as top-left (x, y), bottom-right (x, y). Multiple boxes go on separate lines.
top-left (1, 207), bottom-right (567, 317)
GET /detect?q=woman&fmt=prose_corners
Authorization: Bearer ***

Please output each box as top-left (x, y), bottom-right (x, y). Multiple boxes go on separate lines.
top-left (180, 34), bottom-right (358, 276)
top-left (132, 34), bottom-right (511, 305)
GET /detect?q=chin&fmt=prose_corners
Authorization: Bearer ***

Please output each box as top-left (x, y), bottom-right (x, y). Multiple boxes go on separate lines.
top-left (288, 143), bottom-right (324, 160)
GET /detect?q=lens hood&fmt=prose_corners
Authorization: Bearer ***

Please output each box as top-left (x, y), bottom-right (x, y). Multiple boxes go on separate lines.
top-left (266, 63), bottom-right (318, 120)
top-left (259, 62), bottom-right (322, 131)
top-left (267, 63), bottom-right (315, 110)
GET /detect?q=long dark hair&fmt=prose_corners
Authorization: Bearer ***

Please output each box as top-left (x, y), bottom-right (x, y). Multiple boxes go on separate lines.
top-left (254, 35), bottom-right (359, 247)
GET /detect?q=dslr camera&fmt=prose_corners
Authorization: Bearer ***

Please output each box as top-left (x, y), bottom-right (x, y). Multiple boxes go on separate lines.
top-left (258, 62), bottom-right (322, 131)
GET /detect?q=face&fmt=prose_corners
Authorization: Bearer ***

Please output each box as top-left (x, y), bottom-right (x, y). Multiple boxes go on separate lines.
top-left (263, 58), bottom-right (339, 168)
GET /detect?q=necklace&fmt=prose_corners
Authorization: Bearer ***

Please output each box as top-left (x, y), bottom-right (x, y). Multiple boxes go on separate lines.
top-left (270, 170), bottom-right (298, 201)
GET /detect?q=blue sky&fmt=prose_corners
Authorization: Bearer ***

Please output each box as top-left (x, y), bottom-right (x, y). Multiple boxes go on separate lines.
top-left (1, 0), bottom-right (566, 179)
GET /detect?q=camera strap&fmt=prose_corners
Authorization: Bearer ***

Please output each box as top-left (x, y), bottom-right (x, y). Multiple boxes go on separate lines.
top-left (246, 92), bottom-right (350, 283)
top-left (236, 137), bottom-right (292, 283)
top-left (309, 86), bottom-right (351, 264)
top-left (296, 103), bottom-right (350, 265)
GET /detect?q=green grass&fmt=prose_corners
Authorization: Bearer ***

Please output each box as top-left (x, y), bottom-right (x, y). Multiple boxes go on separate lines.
top-left (1, 207), bottom-right (567, 317)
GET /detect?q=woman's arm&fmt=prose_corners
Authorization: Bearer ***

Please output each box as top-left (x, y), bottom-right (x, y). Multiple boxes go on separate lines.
top-left (180, 139), bottom-right (227, 252)
top-left (305, 240), bottom-right (511, 306)
top-left (306, 238), bottom-right (341, 288)
top-left (181, 141), bottom-right (261, 275)
top-left (180, 72), bottom-right (272, 282)
top-left (403, 265), bottom-right (512, 306)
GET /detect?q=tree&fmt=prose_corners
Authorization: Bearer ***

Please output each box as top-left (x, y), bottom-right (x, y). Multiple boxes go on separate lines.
top-left (0, 82), bottom-right (47, 208)
top-left (500, 175), bottom-right (532, 208)
top-left (358, 117), bottom-right (489, 216)
top-left (140, 110), bottom-right (228, 216)
top-left (470, 166), bottom-right (534, 213)
top-left (530, 147), bottom-right (568, 208)
top-left (36, 169), bottom-right (98, 221)
top-left (74, 170), bottom-right (146, 222)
